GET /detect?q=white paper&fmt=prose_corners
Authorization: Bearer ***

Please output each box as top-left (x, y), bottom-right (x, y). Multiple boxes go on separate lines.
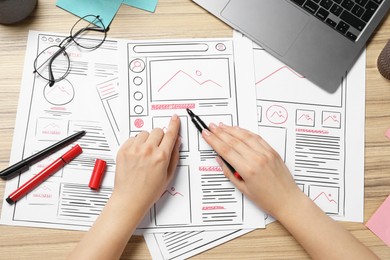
top-left (118, 36), bottom-right (265, 233)
top-left (251, 41), bottom-right (365, 222)
top-left (144, 229), bottom-right (253, 260)
top-left (0, 31), bottom-right (120, 230)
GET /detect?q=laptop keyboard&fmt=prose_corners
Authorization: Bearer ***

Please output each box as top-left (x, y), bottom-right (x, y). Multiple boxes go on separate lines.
top-left (290, 0), bottom-right (384, 41)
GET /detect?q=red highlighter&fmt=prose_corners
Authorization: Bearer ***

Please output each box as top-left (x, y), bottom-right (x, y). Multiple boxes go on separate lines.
top-left (6, 144), bottom-right (82, 204)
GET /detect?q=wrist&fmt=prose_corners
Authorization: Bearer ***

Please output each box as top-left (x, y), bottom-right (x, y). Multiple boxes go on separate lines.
top-left (108, 191), bottom-right (152, 221)
top-left (272, 189), bottom-right (311, 223)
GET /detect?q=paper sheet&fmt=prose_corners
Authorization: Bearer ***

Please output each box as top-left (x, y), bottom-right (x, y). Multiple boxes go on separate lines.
top-left (56, 0), bottom-right (159, 29)
top-left (366, 195), bottom-right (390, 247)
top-left (56, 0), bottom-right (123, 28)
top-left (123, 0), bottom-right (158, 12)
top-left (251, 39), bottom-right (366, 222)
top-left (144, 229), bottom-right (253, 259)
top-left (0, 31), bottom-right (120, 230)
top-left (118, 35), bottom-right (265, 233)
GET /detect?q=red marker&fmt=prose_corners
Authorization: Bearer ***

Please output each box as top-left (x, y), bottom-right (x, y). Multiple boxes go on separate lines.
top-left (6, 144), bottom-right (82, 204)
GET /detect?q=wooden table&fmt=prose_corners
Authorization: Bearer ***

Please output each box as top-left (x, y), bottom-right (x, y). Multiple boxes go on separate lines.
top-left (0, 0), bottom-right (389, 258)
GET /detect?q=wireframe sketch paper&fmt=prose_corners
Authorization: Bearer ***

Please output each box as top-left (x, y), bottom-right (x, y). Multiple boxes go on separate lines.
top-left (251, 40), bottom-right (366, 222)
top-left (0, 31), bottom-right (120, 230)
top-left (118, 36), bottom-right (265, 233)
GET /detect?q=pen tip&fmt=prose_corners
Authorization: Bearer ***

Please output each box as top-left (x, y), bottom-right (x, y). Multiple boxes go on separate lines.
top-left (186, 108), bottom-right (194, 116)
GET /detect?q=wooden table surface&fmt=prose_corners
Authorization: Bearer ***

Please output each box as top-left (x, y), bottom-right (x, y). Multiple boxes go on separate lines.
top-left (0, 0), bottom-right (389, 259)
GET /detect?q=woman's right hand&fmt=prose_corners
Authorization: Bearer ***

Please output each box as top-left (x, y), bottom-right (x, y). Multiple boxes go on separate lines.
top-left (202, 123), bottom-right (303, 218)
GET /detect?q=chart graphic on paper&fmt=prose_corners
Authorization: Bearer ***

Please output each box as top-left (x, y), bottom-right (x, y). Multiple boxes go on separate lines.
top-left (150, 58), bottom-right (231, 101)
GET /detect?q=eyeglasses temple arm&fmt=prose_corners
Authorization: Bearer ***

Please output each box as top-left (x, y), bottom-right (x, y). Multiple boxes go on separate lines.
top-left (47, 47), bottom-right (66, 87)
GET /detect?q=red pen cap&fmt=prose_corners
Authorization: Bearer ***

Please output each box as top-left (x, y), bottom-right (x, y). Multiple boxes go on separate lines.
top-left (62, 144), bottom-right (83, 163)
top-left (89, 159), bottom-right (107, 190)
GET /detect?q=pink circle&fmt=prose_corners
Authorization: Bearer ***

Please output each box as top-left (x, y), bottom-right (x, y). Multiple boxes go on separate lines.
top-left (266, 105), bottom-right (288, 124)
top-left (196, 70), bottom-right (202, 76)
top-left (134, 118), bottom-right (144, 128)
top-left (216, 43), bottom-right (226, 51)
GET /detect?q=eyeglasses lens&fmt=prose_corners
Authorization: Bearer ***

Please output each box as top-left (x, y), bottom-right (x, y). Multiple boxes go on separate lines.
top-left (71, 15), bottom-right (106, 50)
top-left (34, 45), bottom-right (70, 83)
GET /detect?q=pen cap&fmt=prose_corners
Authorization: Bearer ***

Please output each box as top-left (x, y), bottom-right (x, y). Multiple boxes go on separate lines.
top-left (62, 144), bottom-right (83, 163)
top-left (89, 159), bottom-right (107, 190)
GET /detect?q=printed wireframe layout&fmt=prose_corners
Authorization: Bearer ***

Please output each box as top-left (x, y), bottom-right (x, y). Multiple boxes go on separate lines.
top-left (254, 45), bottom-right (347, 217)
top-left (124, 38), bottom-right (263, 232)
top-left (1, 32), bottom-right (120, 230)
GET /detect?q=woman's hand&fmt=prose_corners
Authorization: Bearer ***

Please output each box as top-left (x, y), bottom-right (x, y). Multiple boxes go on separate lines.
top-left (68, 115), bottom-right (181, 260)
top-left (113, 114), bottom-right (181, 213)
top-left (202, 123), bottom-right (379, 260)
top-left (202, 122), bottom-right (301, 218)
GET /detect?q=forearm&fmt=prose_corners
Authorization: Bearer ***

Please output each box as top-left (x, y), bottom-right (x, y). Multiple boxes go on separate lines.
top-left (276, 193), bottom-right (378, 260)
top-left (68, 193), bottom-right (147, 260)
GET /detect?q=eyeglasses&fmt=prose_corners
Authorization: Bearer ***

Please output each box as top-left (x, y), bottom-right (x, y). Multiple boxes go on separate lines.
top-left (33, 15), bottom-right (107, 87)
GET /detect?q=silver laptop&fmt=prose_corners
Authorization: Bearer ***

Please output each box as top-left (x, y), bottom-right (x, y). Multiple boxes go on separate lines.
top-left (192, 0), bottom-right (390, 93)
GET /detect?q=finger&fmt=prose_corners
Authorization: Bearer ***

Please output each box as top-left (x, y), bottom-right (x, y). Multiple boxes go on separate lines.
top-left (159, 114), bottom-right (181, 153)
top-left (202, 127), bottom-right (245, 173)
top-left (207, 123), bottom-right (257, 162)
top-left (116, 136), bottom-right (136, 162)
top-left (166, 136), bottom-right (181, 181)
top-left (120, 136), bottom-right (136, 150)
top-left (219, 123), bottom-right (274, 153)
top-left (132, 131), bottom-right (149, 146)
top-left (216, 156), bottom-right (248, 192)
top-left (147, 128), bottom-right (165, 146)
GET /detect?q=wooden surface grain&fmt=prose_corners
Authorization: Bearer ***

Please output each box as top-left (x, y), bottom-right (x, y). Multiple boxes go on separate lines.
top-left (0, 0), bottom-right (389, 259)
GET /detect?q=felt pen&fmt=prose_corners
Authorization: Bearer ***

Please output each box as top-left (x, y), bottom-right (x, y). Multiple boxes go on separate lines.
top-left (186, 108), bottom-right (242, 180)
top-left (6, 144), bottom-right (83, 204)
top-left (0, 130), bottom-right (85, 180)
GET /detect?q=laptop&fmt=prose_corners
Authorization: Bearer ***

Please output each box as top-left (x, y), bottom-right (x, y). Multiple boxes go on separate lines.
top-left (192, 0), bottom-right (390, 93)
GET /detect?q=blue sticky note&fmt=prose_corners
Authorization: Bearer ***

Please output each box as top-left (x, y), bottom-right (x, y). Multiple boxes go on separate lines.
top-left (56, 0), bottom-right (123, 29)
top-left (123, 0), bottom-right (158, 12)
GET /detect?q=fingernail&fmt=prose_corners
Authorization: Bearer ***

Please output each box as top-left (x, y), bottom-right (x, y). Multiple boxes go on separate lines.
top-left (176, 137), bottom-right (182, 148)
top-left (219, 122), bottom-right (227, 128)
top-left (209, 123), bottom-right (218, 130)
top-left (172, 114), bottom-right (178, 120)
top-left (202, 128), bottom-right (211, 136)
